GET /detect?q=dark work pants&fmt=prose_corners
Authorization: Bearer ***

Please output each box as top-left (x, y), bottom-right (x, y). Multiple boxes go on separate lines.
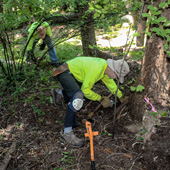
top-left (57, 71), bottom-right (82, 128)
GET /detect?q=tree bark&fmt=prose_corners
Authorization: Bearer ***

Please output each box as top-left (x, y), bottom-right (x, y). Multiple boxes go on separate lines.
top-left (79, 4), bottom-right (97, 56)
top-left (136, 3), bottom-right (148, 46)
top-left (129, 0), bottom-right (170, 122)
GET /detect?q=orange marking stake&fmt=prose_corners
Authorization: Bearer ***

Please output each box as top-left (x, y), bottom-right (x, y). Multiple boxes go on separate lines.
top-left (84, 121), bottom-right (98, 170)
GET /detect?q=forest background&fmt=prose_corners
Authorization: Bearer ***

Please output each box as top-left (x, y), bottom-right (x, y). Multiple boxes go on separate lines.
top-left (0, 0), bottom-right (170, 170)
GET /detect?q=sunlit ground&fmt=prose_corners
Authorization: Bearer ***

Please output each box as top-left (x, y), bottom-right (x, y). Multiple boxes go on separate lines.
top-left (66, 23), bottom-right (137, 49)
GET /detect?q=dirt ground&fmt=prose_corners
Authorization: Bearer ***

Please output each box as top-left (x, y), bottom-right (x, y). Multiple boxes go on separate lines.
top-left (0, 60), bottom-right (170, 170)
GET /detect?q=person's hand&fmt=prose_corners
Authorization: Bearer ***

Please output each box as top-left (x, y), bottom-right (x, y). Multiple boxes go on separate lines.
top-left (39, 43), bottom-right (46, 50)
top-left (100, 96), bottom-right (113, 108)
top-left (119, 96), bottom-right (128, 103)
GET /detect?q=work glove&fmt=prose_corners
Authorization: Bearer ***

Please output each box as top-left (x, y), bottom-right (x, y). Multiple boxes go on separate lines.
top-left (119, 96), bottom-right (128, 103)
top-left (100, 96), bottom-right (113, 108)
top-left (39, 43), bottom-right (46, 50)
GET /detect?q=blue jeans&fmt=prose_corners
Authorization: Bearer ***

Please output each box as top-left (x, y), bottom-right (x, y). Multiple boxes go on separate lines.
top-left (26, 35), bottom-right (58, 64)
top-left (57, 71), bottom-right (83, 128)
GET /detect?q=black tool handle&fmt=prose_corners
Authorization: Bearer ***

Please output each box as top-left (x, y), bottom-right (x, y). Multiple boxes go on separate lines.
top-left (91, 161), bottom-right (95, 170)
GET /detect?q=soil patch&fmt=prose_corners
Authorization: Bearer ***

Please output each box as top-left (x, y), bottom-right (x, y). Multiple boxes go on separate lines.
top-left (0, 60), bottom-right (170, 170)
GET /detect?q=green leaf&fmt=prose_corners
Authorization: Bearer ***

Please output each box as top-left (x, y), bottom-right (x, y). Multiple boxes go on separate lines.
top-left (103, 0), bottom-right (109, 4)
top-left (136, 85), bottom-right (145, 92)
top-left (61, 158), bottom-right (65, 161)
top-left (152, 10), bottom-right (162, 16)
top-left (95, 4), bottom-right (102, 9)
top-left (130, 86), bottom-right (136, 92)
top-left (133, 32), bottom-right (141, 37)
top-left (138, 136), bottom-right (144, 141)
top-left (88, 3), bottom-right (94, 10)
top-left (142, 13), bottom-right (150, 18)
top-left (161, 111), bottom-right (167, 117)
top-left (155, 16), bottom-right (167, 23)
top-left (70, 150), bottom-right (73, 154)
top-left (159, 2), bottom-right (168, 8)
top-left (164, 29), bottom-right (170, 34)
top-left (145, 31), bottom-right (151, 36)
top-left (108, 133), bottom-right (113, 136)
top-left (167, 51), bottom-right (170, 57)
top-left (93, 12), bottom-right (100, 19)
top-left (163, 21), bottom-right (170, 27)
top-left (142, 129), bottom-right (146, 133)
top-left (89, 45), bottom-right (94, 49)
top-left (62, 152), bottom-right (68, 154)
top-left (148, 15), bottom-right (157, 20)
top-left (148, 5), bottom-right (157, 11)
top-left (151, 27), bottom-right (165, 37)
top-left (150, 111), bottom-right (158, 116)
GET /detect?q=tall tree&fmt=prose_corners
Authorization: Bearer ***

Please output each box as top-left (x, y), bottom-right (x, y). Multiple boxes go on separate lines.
top-left (129, 0), bottom-right (170, 130)
top-left (127, 0), bottom-right (149, 47)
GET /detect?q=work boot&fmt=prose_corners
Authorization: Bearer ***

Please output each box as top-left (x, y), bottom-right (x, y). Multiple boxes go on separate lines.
top-left (51, 88), bottom-right (63, 106)
top-left (60, 130), bottom-right (83, 148)
top-left (51, 62), bottom-right (60, 67)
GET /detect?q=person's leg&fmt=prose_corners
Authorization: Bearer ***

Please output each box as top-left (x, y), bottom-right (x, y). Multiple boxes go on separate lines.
top-left (43, 35), bottom-right (59, 64)
top-left (57, 72), bottom-right (84, 147)
top-left (57, 71), bottom-right (83, 128)
top-left (61, 96), bottom-right (84, 148)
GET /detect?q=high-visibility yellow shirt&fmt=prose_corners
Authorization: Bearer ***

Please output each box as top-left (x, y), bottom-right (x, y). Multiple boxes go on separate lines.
top-left (27, 22), bottom-right (52, 51)
top-left (66, 56), bottom-right (123, 101)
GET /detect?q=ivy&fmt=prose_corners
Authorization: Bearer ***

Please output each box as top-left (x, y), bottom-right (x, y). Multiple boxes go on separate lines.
top-left (142, 1), bottom-right (170, 57)
top-left (130, 84), bottom-right (145, 92)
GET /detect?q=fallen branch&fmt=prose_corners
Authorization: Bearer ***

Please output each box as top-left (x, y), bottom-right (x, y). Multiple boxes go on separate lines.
top-left (0, 141), bottom-right (17, 170)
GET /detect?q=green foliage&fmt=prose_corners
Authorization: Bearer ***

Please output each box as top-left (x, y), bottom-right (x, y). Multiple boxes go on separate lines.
top-left (0, 0), bottom-right (67, 31)
top-left (0, 134), bottom-right (4, 141)
top-left (31, 105), bottom-right (46, 116)
top-left (150, 111), bottom-right (158, 116)
top-left (61, 150), bottom-right (75, 165)
top-left (142, 2), bottom-right (170, 57)
top-left (54, 168), bottom-right (65, 170)
top-left (159, 2), bottom-right (168, 8)
top-left (137, 129), bottom-right (146, 142)
top-left (130, 84), bottom-right (145, 92)
top-left (89, 0), bottom-right (128, 30)
top-left (133, 32), bottom-right (141, 37)
top-left (57, 42), bottom-right (82, 62)
top-left (129, 49), bottom-right (144, 61)
top-left (161, 111), bottom-right (167, 117)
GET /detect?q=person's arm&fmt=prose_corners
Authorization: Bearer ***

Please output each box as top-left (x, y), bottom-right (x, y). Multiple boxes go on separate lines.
top-left (101, 75), bottom-right (123, 99)
top-left (81, 72), bottom-right (102, 101)
top-left (27, 36), bottom-right (34, 51)
top-left (42, 22), bottom-right (52, 37)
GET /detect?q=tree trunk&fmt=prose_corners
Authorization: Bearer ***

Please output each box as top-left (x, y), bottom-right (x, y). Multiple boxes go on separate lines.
top-left (80, 14), bottom-right (97, 56)
top-left (127, 0), bottom-right (170, 142)
top-left (49, 4), bottom-right (119, 59)
top-left (129, 0), bottom-right (170, 121)
top-left (136, 3), bottom-right (148, 46)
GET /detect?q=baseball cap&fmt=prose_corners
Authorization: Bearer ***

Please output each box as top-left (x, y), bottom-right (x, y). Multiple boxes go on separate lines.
top-left (107, 59), bottom-right (130, 83)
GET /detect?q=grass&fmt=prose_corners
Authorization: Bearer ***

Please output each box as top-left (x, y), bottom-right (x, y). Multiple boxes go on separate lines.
top-left (56, 41), bottom-right (83, 63)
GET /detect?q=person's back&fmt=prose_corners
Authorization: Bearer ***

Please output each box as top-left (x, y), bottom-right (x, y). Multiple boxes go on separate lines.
top-left (51, 56), bottom-right (130, 148)
top-left (26, 22), bottom-right (59, 66)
